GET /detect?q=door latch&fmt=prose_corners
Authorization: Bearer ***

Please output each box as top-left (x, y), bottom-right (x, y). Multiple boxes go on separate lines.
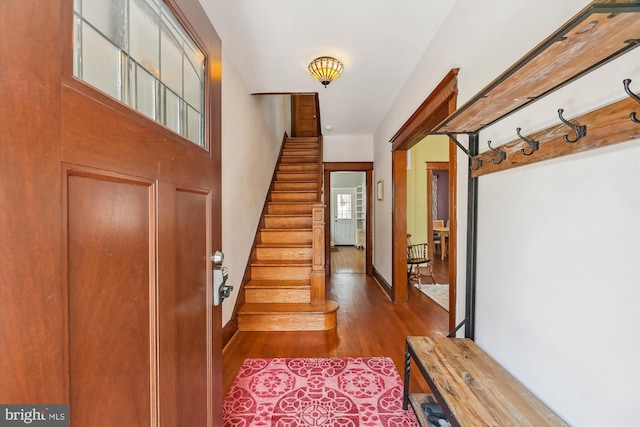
top-left (212, 251), bottom-right (232, 306)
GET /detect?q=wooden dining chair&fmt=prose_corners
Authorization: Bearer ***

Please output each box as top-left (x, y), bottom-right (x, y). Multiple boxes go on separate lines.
top-left (407, 234), bottom-right (435, 285)
top-left (432, 220), bottom-right (444, 256)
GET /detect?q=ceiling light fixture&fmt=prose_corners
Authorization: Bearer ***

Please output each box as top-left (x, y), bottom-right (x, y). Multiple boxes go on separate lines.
top-left (308, 56), bottom-right (344, 87)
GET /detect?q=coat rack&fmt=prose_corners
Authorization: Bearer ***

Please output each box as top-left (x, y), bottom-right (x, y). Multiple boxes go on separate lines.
top-left (469, 84), bottom-right (640, 177)
top-left (427, 0), bottom-right (640, 340)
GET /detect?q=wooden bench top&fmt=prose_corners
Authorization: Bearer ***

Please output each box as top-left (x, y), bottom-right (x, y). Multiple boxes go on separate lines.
top-left (406, 336), bottom-right (568, 426)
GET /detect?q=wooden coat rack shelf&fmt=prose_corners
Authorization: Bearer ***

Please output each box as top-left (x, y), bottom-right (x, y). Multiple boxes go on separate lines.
top-left (432, 0), bottom-right (640, 176)
top-left (471, 94), bottom-right (640, 176)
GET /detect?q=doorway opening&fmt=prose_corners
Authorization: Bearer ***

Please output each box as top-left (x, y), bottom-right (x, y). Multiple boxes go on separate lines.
top-left (388, 68), bottom-right (458, 331)
top-left (323, 162), bottom-right (373, 276)
top-left (330, 172), bottom-right (366, 274)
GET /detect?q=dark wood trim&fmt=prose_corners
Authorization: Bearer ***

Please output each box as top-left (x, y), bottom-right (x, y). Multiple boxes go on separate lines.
top-left (372, 267), bottom-right (393, 301)
top-left (389, 69), bottom-right (458, 329)
top-left (314, 95), bottom-right (322, 136)
top-left (390, 69), bottom-right (459, 151)
top-left (221, 319), bottom-right (238, 349)
top-left (365, 169), bottom-right (373, 276)
top-left (323, 162), bottom-right (374, 276)
top-left (392, 150), bottom-right (408, 303)
top-left (324, 162), bottom-right (374, 171)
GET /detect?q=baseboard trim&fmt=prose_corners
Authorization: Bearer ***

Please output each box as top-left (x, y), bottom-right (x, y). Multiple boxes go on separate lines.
top-left (372, 267), bottom-right (393, 301)
top-left (222, 318), bottom-right (238, 349)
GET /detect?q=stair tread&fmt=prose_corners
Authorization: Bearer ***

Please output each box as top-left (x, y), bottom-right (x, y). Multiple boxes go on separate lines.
top-left (256, 243), bottom-right (312, 248)
top-left (274, 182), bottom-right (316, 185)
top-left (239, 300), bottom-right (339, 314)
top-left (264, 214), bottom-right (312, 217)
top-left (262, 227), bottom-right (311, 231)
top-left (271, 190), bottom-right (316, 194)
top-left (252, 259), bottom-right (312, 266)
top-left (268, 201), bottom-right (316, 205)
top-left (246, 279), bottom-right (311, 288)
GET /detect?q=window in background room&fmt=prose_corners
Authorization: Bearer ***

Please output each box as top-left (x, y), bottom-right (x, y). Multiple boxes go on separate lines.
top-left (337, 194), bottom-right (353, 220)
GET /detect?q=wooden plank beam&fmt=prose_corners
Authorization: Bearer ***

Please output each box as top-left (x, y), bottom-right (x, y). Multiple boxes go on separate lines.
top-left (433, 3), bottom-right (640, 134)
top-left (471, 94), bottom-right (640, 177)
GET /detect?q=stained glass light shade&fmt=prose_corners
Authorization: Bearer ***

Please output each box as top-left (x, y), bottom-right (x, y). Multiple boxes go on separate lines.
top-left (308, 56), bottom-right (344, 87)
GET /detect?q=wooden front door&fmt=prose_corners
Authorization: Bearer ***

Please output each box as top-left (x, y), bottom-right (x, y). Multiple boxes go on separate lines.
top-left (0, 0), bottom-right (223, 425)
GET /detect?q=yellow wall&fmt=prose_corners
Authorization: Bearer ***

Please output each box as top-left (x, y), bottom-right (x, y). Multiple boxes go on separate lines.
top-left (406, 134), bottom-right (449, 244)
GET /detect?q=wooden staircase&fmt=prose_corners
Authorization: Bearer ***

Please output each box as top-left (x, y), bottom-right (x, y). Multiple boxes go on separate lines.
top-left (237, 136), bottom-right (338, 331)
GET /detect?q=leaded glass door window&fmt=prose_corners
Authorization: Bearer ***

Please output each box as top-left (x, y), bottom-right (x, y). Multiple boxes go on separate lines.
top-left (73, 0), bottom-right (206, 147)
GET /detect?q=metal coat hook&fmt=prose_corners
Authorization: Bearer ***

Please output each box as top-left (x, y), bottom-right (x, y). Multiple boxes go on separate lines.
top-left (471, 156), bottom-right (483, 171)
top-left (446, 132), bottom-right (483, 170)
top-left (558, 108), bottom-right (587, 143)
top-left (487, 140), bottom-right (506, 164)
top-left (623, 78), bottom-right (640, 123)
top-left (516, 127), bottom-right (539, 156)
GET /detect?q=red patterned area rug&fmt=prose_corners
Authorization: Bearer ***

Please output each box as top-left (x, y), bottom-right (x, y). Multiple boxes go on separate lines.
top-left (223, 357), bottom-right (419, 427)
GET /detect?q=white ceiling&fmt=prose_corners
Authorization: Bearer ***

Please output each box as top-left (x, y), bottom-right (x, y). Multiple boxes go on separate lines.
top-left (199, 0), bottom-right (456, 136)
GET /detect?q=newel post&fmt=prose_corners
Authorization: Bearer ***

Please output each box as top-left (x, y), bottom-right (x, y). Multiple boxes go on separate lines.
top-left (310, 203), bottom-right (326, 305)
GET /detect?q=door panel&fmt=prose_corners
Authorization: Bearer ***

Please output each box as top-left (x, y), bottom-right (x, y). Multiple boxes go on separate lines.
top-left (174, 189), bottom-right (209, 426)
top-left (292, 94), bottom-right (319, 137)
top-left (67, 170), bottom-right (155, 426)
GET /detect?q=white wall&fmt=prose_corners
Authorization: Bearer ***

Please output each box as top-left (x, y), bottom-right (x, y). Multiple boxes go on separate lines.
top-left (374, 0), bottom-right (640, 424)
top-left (324, 134), bottom-right (374, 162)
top-left (220, 52), bottom-right (290, 325)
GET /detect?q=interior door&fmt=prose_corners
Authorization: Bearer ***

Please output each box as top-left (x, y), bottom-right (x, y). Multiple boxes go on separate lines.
top-left (291, 94), bottom-right (319, 137)
top-left (332, 188), bottom-right (357, 245)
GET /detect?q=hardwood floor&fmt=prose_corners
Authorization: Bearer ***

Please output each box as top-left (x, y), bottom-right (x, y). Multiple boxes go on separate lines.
top-left (330, 245), bottom-right (365, 274)
top-left (222, 246), bottom-right (450, 397)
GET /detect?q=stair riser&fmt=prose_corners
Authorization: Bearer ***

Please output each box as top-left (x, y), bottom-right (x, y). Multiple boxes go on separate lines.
top-left (280, 156), bottom-right (318, 163)
top-left (256, 246), bottom-right (313, 260)
top-left (271, 192), bottom-right (316, 202)
top-left (245, 288), bottom-right (310, 304)
top-left (260, 230), bottom-right (312, 244)
top-left (264, 216), bottom-right (312, 229)
top-left (278, 164), bottom-right (318, 172)
top-left (276, 172), bottom-right (317, 181)
top-left (238, 312), bottom-right (337, 331)
top-left (282, 149), bottom-right (319, 156)
top-left (250, 266), bottom-right (311, 280)
top-left (273, 182), bottom-right (317, 191)
top-left (267, 204), bottom-right (313, 215)
top-left (284, 142), bottom-right (319, 151)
